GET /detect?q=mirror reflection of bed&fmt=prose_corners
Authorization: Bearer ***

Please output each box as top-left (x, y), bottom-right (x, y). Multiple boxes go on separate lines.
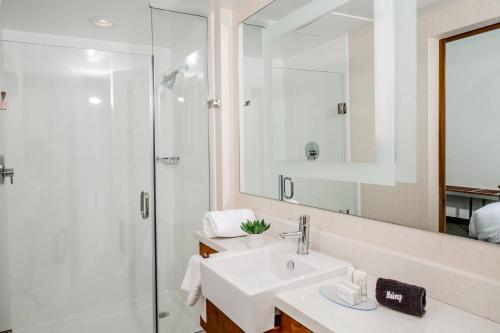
top-left (441, 23), bottom-right (500, 244)
top-left (445, 186), bottom-right (500, 242)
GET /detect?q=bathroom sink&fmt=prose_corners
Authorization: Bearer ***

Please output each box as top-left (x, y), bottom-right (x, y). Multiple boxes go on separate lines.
top-left (200, 245), bottom-right (351, 333)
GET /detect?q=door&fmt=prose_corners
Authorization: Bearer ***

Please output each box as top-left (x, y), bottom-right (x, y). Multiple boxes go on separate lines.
top-left (151, 8), bottom-right (211, 333)
top-left (1, 41), bottom-right (156, 333)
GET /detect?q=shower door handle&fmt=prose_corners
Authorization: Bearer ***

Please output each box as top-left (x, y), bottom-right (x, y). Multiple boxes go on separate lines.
top-left (0, 155), bottom-right (14, 185)
top-left (283, 177), bottom-right (295, 200)
top-left (278, 174), bottom-right (295, 200)
top-left (140, 191), bottom-right (150, 219)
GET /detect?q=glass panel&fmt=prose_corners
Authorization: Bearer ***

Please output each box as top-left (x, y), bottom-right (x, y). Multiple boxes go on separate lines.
top-left (152, 9), bottom-right (210, 333)
top-left (0, 39), bottom-right (11, 331)
top-left (2, 41), bottom-right (155, 333)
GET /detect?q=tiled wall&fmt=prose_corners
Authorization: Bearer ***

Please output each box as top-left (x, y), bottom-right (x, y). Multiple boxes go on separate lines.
top-left (226, 0), bottom-right (500, 323)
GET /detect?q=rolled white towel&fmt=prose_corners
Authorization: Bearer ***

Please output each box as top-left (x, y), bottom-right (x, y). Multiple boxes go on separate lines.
top-left (202, 209), bottom-right (255, 238)
top-left (181, 254), bottom-right (203, 306)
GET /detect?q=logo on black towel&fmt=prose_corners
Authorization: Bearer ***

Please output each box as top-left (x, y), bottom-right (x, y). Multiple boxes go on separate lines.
top-left (386, 291), bottom-right (403, 303)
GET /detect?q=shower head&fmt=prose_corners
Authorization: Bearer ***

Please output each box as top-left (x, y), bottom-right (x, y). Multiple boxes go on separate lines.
top-left (161, 69), bottom-right (179, 89)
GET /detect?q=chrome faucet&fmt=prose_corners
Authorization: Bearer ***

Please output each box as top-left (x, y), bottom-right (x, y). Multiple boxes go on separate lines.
top-left (279, 215), bottom-right (310, 255)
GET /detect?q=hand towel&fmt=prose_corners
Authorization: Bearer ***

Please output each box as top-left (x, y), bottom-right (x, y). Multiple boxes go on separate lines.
top-left (375, 278), bottom-right (426, 317)
top-left (202, 209), bottom-right (255, 238)
top-left (181, 255), bottom-right (203, 306)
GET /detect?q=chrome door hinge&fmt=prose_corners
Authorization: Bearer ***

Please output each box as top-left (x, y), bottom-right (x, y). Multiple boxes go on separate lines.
top-left (207, 98), bottom-right (221, 109)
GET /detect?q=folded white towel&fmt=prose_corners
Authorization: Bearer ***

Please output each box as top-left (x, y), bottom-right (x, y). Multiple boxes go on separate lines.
top-left (470, 202), bottom-right (500, 244)
top-left (181, 255), bottom-right (203, 306)
top-left (202, 209), bottom-right (255, 238)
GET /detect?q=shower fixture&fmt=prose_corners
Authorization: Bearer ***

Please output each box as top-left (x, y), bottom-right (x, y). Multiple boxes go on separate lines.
top-left (161, 63), bottom-right (191, 89)
top-left (161, 69), bottom-right (180, 89)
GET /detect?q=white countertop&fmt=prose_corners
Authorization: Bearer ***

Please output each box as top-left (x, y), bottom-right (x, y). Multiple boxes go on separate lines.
top-left (194, 231), bottom-right (500, 333)
top-left (194, 229), bottom-right (285, 253)
top-left (276, 276), bottom-right (500, 333)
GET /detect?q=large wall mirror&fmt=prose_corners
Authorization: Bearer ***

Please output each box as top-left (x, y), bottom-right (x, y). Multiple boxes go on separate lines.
top-left (238, 0), bottom-right (500, 245)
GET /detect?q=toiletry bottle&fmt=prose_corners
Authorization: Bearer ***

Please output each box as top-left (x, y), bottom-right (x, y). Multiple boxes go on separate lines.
top-left (353, 269), bottom-right (361, 286)
top-left (340, 280), bottom-right (361, 305)
top-left (359, 272), bottom-right (367, 302)
top-left (347, 267), bottom-right (354, 283)
top-left (337, 283), bottom-right (358, 306)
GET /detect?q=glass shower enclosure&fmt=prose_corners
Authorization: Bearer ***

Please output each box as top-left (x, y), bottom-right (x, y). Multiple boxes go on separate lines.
top-left (0, 4), bottom-right (209, 333)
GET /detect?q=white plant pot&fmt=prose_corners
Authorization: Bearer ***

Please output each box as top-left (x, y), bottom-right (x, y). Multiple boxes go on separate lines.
top-left (245, 234), bottom-right (265, 248)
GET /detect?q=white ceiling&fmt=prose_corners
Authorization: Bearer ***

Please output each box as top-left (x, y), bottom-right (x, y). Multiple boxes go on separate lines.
top-left (0, 0), bottom-right (218, 47)
top-left (0, 0), bottom-right (451, 49)
top-left (243, 0), bottom-right (448, 59)
top-left (246, 0), bottom-right (446, 26)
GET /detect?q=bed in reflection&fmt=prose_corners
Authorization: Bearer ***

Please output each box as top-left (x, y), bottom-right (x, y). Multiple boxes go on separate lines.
top-left (446, 186), bottom-right (500, 243)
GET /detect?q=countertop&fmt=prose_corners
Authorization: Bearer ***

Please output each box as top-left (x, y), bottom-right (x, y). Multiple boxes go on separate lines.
top-left (194, 231), bottom-right (500, 333)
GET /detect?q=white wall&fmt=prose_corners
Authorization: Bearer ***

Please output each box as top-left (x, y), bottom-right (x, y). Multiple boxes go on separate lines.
top-left (445, 28), bottom-right (500, 219)
top-left (446, 28), bottom-right (500, 189)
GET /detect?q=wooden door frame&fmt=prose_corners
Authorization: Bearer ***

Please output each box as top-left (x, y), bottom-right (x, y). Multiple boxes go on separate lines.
top-left (438, 22), bottom-right (500, 233)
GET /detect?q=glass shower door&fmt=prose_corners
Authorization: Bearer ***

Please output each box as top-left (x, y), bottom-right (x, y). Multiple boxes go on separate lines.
top-left (1, 41), bottom-right (156, 333)
top-left (152, 9), bottom-right (210, 333)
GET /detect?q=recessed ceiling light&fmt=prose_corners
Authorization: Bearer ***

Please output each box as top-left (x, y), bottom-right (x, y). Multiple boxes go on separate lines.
top-left (89, 97), bottom-right (102, 105)
top-left (89, 17), bottom-right (116, 28)
top-left (86, 49), bottom-right (98, 61)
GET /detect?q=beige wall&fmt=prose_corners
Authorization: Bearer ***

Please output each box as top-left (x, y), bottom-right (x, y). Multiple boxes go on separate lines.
top-left (225, 0), bottom-right (500, 323)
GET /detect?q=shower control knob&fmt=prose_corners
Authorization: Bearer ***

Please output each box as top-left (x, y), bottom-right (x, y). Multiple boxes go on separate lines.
top-left (0, 166), bottom-right (14, 184)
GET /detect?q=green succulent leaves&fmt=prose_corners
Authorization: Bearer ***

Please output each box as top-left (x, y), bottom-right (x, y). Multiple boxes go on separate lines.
top-left (240, 219), bottom-right (271, 235)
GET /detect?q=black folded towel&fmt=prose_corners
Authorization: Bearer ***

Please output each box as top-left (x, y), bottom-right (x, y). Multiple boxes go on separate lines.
top-left (375, 278), bottom-right (426, 317)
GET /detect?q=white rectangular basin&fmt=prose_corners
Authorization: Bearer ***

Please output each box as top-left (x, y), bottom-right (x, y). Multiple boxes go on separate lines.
top-left (201, 245), bottom-right (351, 333)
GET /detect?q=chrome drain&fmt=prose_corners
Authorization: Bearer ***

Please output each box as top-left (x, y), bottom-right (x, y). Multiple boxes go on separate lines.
top-left (158, 311), bottom-right (170, 319)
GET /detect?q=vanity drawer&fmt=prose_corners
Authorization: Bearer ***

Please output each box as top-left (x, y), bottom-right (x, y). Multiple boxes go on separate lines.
top-left (277, 312), bottom-right (313, 333)
top-left (199, 242), bottom-right (218, 258)
top-left (204, 299), bottom-right (312, 333)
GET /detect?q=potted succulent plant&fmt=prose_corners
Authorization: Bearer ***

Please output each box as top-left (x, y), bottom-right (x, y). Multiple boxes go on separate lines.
top-left (240, 219), bottom-right (271, 248)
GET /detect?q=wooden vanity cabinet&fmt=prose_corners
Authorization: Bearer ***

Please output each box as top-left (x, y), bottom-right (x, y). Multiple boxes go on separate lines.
top-left (205, 299), bottom-right (312, 333)
top-left (199, 241), bottom-right (218, 258)
top-left (198, 242), bottom-right (313, 333)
